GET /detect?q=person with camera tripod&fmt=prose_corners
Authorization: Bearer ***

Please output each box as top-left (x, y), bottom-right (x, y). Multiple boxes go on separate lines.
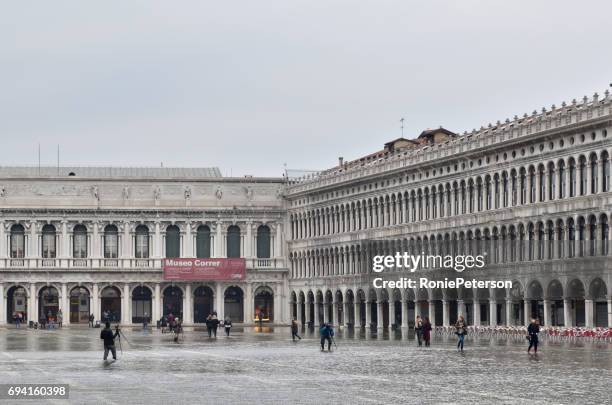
top-left (100, 322), bottom-right (120, 361)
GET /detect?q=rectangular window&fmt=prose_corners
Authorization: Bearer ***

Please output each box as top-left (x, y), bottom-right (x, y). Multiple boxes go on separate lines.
top-left (104, 234), bottom-right (118, 258)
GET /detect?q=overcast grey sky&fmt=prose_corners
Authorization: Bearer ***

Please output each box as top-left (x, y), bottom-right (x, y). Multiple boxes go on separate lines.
top-left (1, 1), bottom-right (611, 177)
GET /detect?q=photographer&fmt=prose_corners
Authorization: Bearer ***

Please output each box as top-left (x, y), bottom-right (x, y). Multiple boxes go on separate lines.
top-left (100, 322), bottom-right (120, 361)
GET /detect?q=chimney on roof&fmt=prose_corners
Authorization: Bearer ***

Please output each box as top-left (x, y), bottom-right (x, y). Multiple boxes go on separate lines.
top-left (338, 157), bottom-right (344, 167)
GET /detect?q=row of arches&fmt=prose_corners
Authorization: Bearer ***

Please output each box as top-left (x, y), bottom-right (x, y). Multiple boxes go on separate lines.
top-left (7, 224), bottom-right (272, 259)
top-left (290, 214), bottom-right (612, 279)
top-left (5, 284), bottom-right (275, 324)
top-left (290, 277), bottom-right (610, 328)
top-left (289, 150), bottom-right (612, 240)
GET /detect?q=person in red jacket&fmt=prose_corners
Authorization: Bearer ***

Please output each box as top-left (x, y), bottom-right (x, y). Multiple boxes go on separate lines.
top-left (422, 317), bottom-right (432, 347)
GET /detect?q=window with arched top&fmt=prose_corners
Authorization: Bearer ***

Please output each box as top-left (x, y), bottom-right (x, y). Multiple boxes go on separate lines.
top-left (165, 225), bottom-right (180, 258)
top-left (257, 225), bottom-right (271, 258)
top-left (135, 225), bottom-right (149, 258)
top-left (226, 225), bottom-right (241, 258)
top-left (196, 225), bottom-right (211, 258)
top-left (104, 225), bottom-right (118, 258)
top-left (73, 224), bottom-right (88, 258)
top-left (42, 224), bottom-right (57, 258)
top-left (10, 224), bottom-right (25, 258)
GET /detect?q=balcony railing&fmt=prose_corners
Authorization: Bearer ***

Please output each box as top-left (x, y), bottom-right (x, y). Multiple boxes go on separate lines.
top-left (0, 257), bottom-right (287, 271)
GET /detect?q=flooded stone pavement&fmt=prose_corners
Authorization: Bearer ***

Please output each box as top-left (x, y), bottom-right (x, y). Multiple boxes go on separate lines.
top-left (0, 326), bottom-right (610, 404)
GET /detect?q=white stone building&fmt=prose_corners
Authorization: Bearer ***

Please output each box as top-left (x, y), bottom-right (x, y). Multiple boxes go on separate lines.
top-left (287, 91), bottom-right (612, 330)
top-left (0, 167), bottom-right (288, 326)
top-left (3, 90), bottom-right (612, 331)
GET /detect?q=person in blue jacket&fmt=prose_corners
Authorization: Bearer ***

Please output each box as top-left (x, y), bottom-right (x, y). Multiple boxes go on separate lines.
top-left (320, 323), bottom-right (334, 352)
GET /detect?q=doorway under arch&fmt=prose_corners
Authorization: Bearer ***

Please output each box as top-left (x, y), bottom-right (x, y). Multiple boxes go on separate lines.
top-left (39, 286), bottom-right (59, 323)
top-left (7, 285), bottom-right (28, 323)
top-left (70, 286), bottom-right (90, 324)
top-left (101, 286), bottom-right (122, 323)
top-left (163, 286), bottom-right (183, 320)
top-left (254, 287), bottom-right (274, 322)
top-left (224, 286), bottom-right (244, 322)
top-left (132, 286), bottom-right (152, 324)
top-left (193, 286), bottom-right (214, 323)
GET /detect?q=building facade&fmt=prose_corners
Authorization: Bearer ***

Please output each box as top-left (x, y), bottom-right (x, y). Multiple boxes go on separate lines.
top-left (287, 91), bottom-right (612, 330)
top-left (3, 91), bottom-right (612, 330)
top-left (0, 167), bottom-right (288, 326)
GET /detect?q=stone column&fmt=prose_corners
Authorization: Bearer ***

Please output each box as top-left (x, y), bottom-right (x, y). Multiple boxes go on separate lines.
top-left (61, 283), bottom-right (69, 326)
top-left (0, 221), bottom-right (5, 258)
top-left (365, 301), bottom-right (372, 328)
top-left (92, 283), bottom-right (99, 322)
top-left (535, 170), bottom-right (541, 202)
top-left (273, 284), bottom-right (281, 324)
top-left (457, 299), bottom-right (466, 318)
top-left (123, 284), bottom-right (131, 325)
top-left (123, 221), bottom-right (131, 258)
top-left (586, 161), bottom-right (593, 196)
top-left (0, 283), bottom-right (5, 324)
top-left (323, 303), bottom-right (329, 324)
top-left (354, 301), bottom-right (361, 327)
top-left (607, 298), bottom-right (612, 329)
top-left (245, 222), bottom-right (252, 258)
top-left (428, 300), bottom-right (436, 327)
top-left (489, 300), bottom-right (497, 326)
top-left (563, 161), bottom-right (569, 198)
top-left (563, 298), bottom-right (572, 327)
top-left (275, 223), bottom-right (282, 258)
top-left (215, 284), bottom-right (224, 320)
top-left (184, 284), bottom-right (192, 324)
top-left (153, 284), bottom-right (161, 323)
top-left (376, 301), bottom-right (384, 329)
top-left (505, 299), bottom-right (513, 326)
top-left (154, 222), bottom-right (161, 258)
top-left (543, 299), bottom-right (551, 326)
top-left (215, 222), bottom-right (223, 257)
top-left (473, 300), bottom-right (481, 326)
top-left (184, 222), bottom-right (192, 257)
top-left (244, 283), bottom-right (252, 324)
top-left (401, 300), bottom-right (409, 328)
top-left (92, 222), bottom-right (99, 258)
top-left (585, 299), bottom-right (594, 328)
top-left (442, 300), bottom-right (450, 327)
top-left (29, 221), bottom-right (37, 258)
top-left (30, 283), bottom-right (37, 325)
top-left (523, 300), bottom-right (531, 326)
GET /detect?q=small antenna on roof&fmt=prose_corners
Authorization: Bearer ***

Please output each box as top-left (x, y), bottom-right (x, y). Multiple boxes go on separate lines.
top-left (400, 118), bottom-right (405, 137)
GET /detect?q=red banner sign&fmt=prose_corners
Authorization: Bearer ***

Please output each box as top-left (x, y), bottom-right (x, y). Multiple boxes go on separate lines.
top-left (163, 258), bottom-right (246, 281)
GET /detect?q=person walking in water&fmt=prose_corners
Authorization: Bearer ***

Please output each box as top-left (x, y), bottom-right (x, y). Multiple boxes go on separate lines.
top-left (89, 313), bottom-right (95, 328)
top-left (422, 317), bottom-right (432, 347)
top-left (291, 318), bottom-right (302, 341)
top-left (455, 315), bottom-right (467, 352)
top-left (57, 309), bottom-right (63, 328)
top-left (224, 316), bottom-right (232, 337)
top-left (100, 322), bottom-right (120, 361)
top-left (415, 315), bottom-right (423, 347)
top-left (527, 318), bottom-right (540, 354)
top-left (319, 323), bottom-right (334, 352)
